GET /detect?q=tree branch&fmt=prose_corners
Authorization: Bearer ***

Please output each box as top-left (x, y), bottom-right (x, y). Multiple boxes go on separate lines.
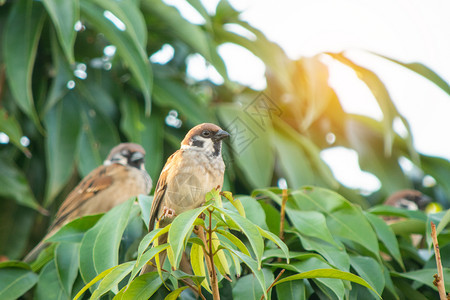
top-left (431, 221), bottom-right (447, 300)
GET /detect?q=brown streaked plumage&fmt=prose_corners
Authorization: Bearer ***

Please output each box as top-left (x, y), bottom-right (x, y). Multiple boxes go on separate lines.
top-left (24, 143), bottom-right (152, 262)
top-left (141, 123), bottom-right (229, 273)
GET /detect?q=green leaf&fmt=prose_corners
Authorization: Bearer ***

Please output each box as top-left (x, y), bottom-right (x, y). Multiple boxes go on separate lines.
top-left (130, 244), bottom-right (170, 283)
top-left (276, 279), bottom-right (306, 300)
top-left (47, 214), bottom-right (103, 243)
top-left (365, 212), bottom-right (404, 269)
top-left (44, 93), bottom-right (82, 206)
top-left (42, 0), bottom-right (79, 64)
top-left (91, 0), bottom-right (147, 47)
top-left (232, 268), bottom-right (273, 300)
top-left (36, 261), bottom-right (67, 300)
top-left (273, 120), bottom-right (337, 188)
top-left (79, 198), bottom-right (136, 286)
top-left (168, 205), bottom-right (211, 268)
top-left (90, 261), bottom-right (135, 299)
top-left (190, 242), bottom-right (210, 293)
top-left (256, 226), bottom-right (290, 263)
top-left (227, 249), bottom-right (267, 299)
top-left (290, 231), bottom-right (350, 272)
top-left (120, 97), bottom-right (164, 180)
top-left (164, 286), bottom-right (189, 300)
top-left (3, 0), bottom-right (45, 130)
top-left (226, 196), bottom-right (265, 229)
top-left (77, 103), bottom-right (120, 177)
top-left (0, 108), bottom-right (30, 156)
top-left (55, 243), bottom-right (79, 296)
top-left (0, 267), bottom-right (38, 300)
top-left (436, 209), bottom-right (450, 236)
top-left (371, 52), bottom-right (450, 96)
top-left (0, 159), bottom-right (43, 212)
top-left (137, 195), bottom-right (153, 230)
top-left (215, 207), bottom-right (264, 267)
top-left (421, 155), bottom-right (450, 199)
top-left (349, 255), bottom-right (385, 298)
top-left (152, 78), bottom-right (207, 125)
top-left (392, 268), bottom-right (450, 291)
top-left (119, 272), bottom-right (166, 299)
top-left (216, 229), bottom-right (251, 257)
top-left (274, 268), bottom-right (381, 298)
top-left (390, 219), bottom-right (426, 235)
top-left (217, 104), bottom-right (274, 188)
top-left (293, 187), bottom-right (380, 258)
top-left (80, 0), bottom-right (152, 114)
top-left (287, 210), bottom-right (338, 247)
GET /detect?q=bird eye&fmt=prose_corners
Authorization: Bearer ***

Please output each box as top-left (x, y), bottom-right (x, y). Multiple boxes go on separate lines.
top-left (201, 130), bottom-right (211, 137)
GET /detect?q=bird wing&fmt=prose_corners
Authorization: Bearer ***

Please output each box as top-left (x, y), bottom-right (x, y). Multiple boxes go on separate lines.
top-left (148, 151), bottom-right (179, 231)
top-left (49, 165), bottom-right (114, 230)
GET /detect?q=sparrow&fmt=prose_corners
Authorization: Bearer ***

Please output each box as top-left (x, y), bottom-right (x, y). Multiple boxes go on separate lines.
top-left (385, 189), bottom-right (432, 212)
top-left (141, 123), bottom-right (229, 273)
top-left (24, 143), bottom-right (152, 262)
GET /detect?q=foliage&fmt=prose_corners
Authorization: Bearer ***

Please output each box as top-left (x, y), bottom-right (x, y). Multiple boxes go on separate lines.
top-left (0, 0), bottom-right (450, 299)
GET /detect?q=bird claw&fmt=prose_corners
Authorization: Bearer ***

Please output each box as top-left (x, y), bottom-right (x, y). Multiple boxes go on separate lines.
top-left (161, 206), bottom-right (176, 219)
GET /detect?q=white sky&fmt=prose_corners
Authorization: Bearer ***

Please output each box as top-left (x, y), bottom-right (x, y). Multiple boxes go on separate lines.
top-left (163, 0), bottom-right (450, 192)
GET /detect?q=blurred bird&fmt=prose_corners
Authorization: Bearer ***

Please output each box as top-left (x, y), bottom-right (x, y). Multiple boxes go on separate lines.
top-left (24, 143), bottom-right (152, 262)
top-left (385, 189), bottom-right (432, 212)
top-left (141, 123), bottom-right (229, 273)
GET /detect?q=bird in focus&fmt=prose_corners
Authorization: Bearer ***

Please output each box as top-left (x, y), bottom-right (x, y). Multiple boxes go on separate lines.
top-left (141, 123), bottom-right (229, 273)
top-left (23, 143), bottom-right (152, 262)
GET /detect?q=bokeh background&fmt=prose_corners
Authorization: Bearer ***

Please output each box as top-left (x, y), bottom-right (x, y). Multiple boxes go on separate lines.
top-left (0, 0), bottom-right (449, 298)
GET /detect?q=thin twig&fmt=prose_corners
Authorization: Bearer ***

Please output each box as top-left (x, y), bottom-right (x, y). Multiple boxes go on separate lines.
top-left (279, 189), bottom-right (288, 241)
top-left (157, 265), bottom-right (206, 300)
top-left (260, 269), bottom-right (286, 300)
top-left (431, 221), bottom-right (447, 300)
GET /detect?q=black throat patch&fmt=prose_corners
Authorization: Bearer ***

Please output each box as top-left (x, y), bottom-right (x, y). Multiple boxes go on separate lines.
top-left (192, 140), bottom-right (204, 148)
top-left (213, 141), bottom-right (221, 157)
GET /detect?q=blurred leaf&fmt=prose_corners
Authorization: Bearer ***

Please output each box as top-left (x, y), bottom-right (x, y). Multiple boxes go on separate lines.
top-left (218, 104), bottom-right (274, 188)
top-left (369, 205), bottom-right (428, 221)
top-left (350, 255), bottom-right (385, 298)
top-left (365, 212), bottom-right (404, 269)
top-left (293, 187), bottom-right (380, 258)
top-left (152, 77), bottom-right (207, 125)
top-left (436, 210), bottom-right (450, 236)
top-left (47, 214), bottom-right (103, 243)
top-left (35, 261), bottom-right (67, 300)
top-left (0, 267), bottom-right (38, 300)
top-left (392, 268), bottom-right (450, 291)
top-left (80, 0), bottom-right (152, 114)
top-left (120, 97), bottom-right (164, 180)
top-left (143, 0), bottom-right (228, 80)
top-left (3, 0), bottom-right (45, 130)
top-left (44, 92), bottom-right (82, 206)
top-left (42, 0), bottom-right (79, 64)
top-left (274, 268), bottom-right (381, 298)
top-left (421, 155), bottom-right (450, 199)
top-left (329, 53), bottom-right (401, 156)
top-left (232, 268), bottom-right (273, 300)
top-left (390, 219), bottom-right (426, 235)
top-left (91, 0), bottom-right (147, 46)
top-left (168, 205), bottom-right (211, 268)
top-left (77, 103), bottom-right (120, 177)
top-left (0, 159), bottom-right (43, 212)
top-left (90, 261), bottom-right (134, 299)
top-left (137, 195), bottom-right (153, 230)
top-left (79, 198), bottom-right (136, 286)
top-left (371, 53), bottom-right (450, 96)
top-left (0, 108), bottom-right (31, 156)
top-left (55, 243), bottom-right (79, 296)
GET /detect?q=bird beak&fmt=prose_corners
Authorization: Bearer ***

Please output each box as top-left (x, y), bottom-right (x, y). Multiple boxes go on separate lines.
top-left (212, 129), bottom-right (230, 141)
top-left (130, 151), bottom-right (145, 162)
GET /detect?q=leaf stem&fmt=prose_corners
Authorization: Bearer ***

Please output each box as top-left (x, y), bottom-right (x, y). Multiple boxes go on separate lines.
top-left (279, 189), bottom-right (288, 241)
